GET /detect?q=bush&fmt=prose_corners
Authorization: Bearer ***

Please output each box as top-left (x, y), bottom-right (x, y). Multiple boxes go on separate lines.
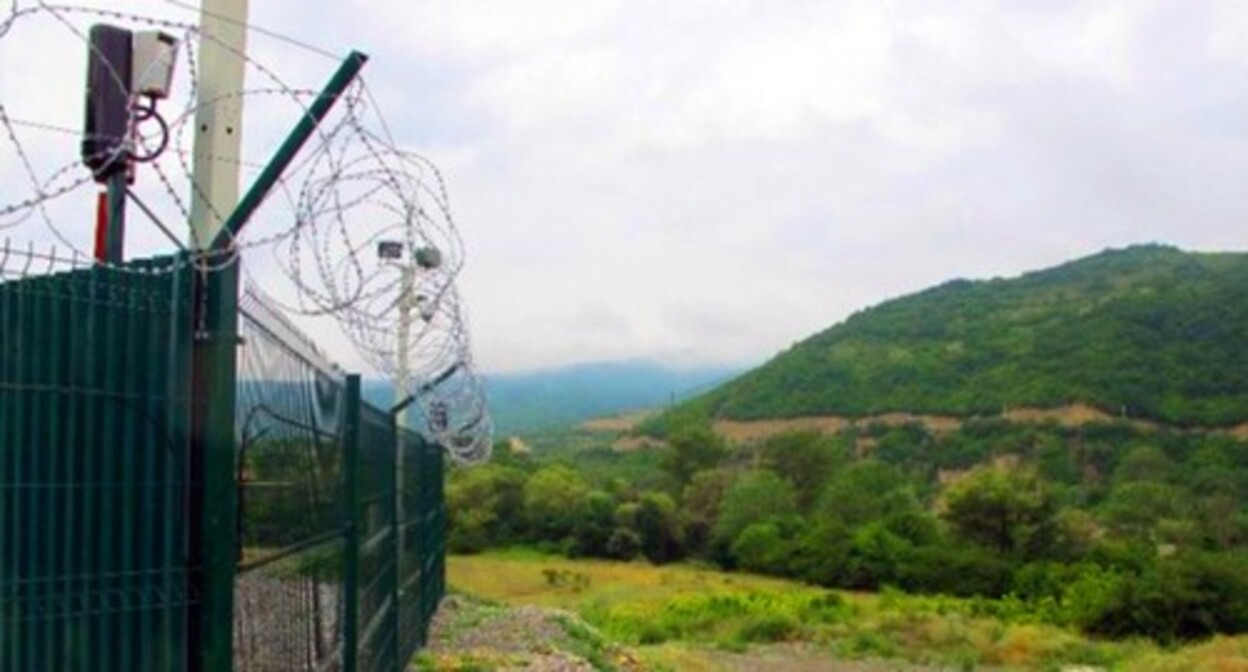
top-left (606, 527), bottom-right (642, 561)
top-left (736, 614), bottom-right (800, 643)
top-left (713, 470), bottom-right (799, 549)
top-left (731, 522), bottom-right (790, 573)
top-left (801, 593), bottom-right (851, 624)
top-left (1077, 553), bottom-right (1248, 643)
top-left (898, 543), bottom-right (1012, 597)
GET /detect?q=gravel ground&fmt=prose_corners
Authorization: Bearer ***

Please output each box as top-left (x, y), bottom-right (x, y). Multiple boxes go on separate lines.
top-left (234, 571), bottom-right (342, 671)
top-left (419, 595), bottom-right (645, 671)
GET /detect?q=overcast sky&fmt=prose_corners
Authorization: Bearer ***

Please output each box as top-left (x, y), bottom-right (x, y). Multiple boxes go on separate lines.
top-left (6, 1), bottom-right (1248, 374)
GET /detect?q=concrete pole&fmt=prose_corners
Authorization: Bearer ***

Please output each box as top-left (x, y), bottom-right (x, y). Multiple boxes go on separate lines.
top-left (396, 264), bottom-right (415, 416)
top-left (189, 4), bottom-right (247, 671)
top-left (189, 0), bottom-right (249, 250)
top-left (395, 259), bottom-right (415, 558)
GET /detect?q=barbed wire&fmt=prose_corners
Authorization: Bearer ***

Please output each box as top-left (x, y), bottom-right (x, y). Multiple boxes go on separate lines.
top-left (0, 1), bottom-right (492, 461)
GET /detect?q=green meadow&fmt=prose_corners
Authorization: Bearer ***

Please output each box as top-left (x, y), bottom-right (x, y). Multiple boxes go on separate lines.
top-left (444, 549), bottom-right (1248, 671)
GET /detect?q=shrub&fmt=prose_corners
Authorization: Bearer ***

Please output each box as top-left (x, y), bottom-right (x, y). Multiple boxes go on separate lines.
top-left (731, 522), bottom-right (789, 573)
top-left (898, 544), bottom-right (1012, 597)
top-left (736, 614), bottom-right (801, 643)
top-left (606, 527), bottom-right (642, 561)
top-left (1077, 553), bottom-right (1248, 643)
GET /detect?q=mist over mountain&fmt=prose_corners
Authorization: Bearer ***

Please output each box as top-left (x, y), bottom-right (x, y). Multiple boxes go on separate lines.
top-left (484, 361), bottom-right (739, 436)
top-left (366, 361), bottom-right (740, 437)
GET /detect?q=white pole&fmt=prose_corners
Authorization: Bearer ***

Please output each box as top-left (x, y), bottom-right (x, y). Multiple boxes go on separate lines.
top-left (396, 263), bottom-right (414, 416)
top-left (395, 259), bottom-right (414, 561)
top-left (189, 0), bottom-right (249, 249)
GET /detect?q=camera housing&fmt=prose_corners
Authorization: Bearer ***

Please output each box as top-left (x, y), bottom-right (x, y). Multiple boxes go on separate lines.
top-left (131, 31), bottom-right (178, 100)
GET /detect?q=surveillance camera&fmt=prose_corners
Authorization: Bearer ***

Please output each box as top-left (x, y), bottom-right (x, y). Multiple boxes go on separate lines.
top-left (131, 31), bottom-right (178, 99)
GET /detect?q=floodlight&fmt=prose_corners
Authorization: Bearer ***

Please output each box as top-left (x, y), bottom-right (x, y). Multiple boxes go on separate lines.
top-left (378, 240), bottom-right (404, 260)
top-left (415, 246), bottom-right (442, 269)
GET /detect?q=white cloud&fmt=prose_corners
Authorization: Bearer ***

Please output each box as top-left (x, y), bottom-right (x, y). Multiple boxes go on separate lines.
top-left (6, 1), bottom-right (1248, 374)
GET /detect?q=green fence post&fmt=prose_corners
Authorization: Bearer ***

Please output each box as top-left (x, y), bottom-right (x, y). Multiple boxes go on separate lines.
top-left (390, 421), bottom-right (403, 669)
top-left (185, 50), bottom-right (367, 672)
top-left (343, 375), bottom-right (362, 672)
top-left (190, 257), bottom-right (240, 672)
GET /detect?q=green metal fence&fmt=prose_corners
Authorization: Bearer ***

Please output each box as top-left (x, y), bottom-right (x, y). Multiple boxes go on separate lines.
top-left (233, 287), bottom-right (350, 671)
top-left (398, 426), bottom-right (446, 658)
top-left (231, 286), bottom-right (448, 672)
top-left (1, 259), bottom-right (447, 671)
top-left (0, 254), bottom-right (196, 671)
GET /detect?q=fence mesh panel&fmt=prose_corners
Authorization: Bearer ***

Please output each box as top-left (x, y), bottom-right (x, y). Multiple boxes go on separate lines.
top-left (233, 288), bottom-right (350, 672)
top-left (0, 253), bottom-right (196, 672)
top-left (356, 403), bottom-right (398, 672)
top-left (2, 264), bottom-right (446, 671)
top-left (232, 287), bottom-right (446, 671)
top-left (397, 427), bottom-right (445, 657)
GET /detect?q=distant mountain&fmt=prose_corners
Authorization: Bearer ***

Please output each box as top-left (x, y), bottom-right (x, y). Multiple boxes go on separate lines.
top-left (480, 361), bottom-right (740, 436)
top-left (658, 245), bottom-right (1248, 430)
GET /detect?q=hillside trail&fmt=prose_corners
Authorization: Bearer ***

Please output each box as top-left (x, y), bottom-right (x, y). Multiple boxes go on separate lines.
top-left (587, 402), bottom-right (1248, 448)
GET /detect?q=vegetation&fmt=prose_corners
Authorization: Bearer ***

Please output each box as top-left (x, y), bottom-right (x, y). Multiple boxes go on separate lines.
top-left (448, 550), bottom-right (1248, 670)
top-left (415, 591), bottom-right (635, 671)
top-left (442, 244), bottom-right (1248, 666)
top-left (449, 418), bottom-right (1248, 646)
top-left (648, 245), bottom-right (1248, 430)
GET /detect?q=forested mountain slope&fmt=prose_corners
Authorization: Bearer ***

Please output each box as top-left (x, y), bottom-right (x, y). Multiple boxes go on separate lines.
top-left (667, 245), bottom-right (1248, 428)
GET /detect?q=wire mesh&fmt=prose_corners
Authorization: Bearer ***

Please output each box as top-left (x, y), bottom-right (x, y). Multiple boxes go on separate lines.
top-left (233, 286), bottom-right (446, 671)
top-left (355, 402), bottom-right (398, 672)
top-left (397, 427), bottom-right (446, 657)
top-left (233, 285), bottom-right (347, 672)
top-left (0, 249), bottom-right (196, 672)
top-left (3, 4), bottom-right (457, 668)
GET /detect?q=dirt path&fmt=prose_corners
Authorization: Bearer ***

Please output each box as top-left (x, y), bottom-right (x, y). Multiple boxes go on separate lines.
top-left (695, 644), bottom-right (948, 671)
top-left (419, 595), bottom-right (644, 671)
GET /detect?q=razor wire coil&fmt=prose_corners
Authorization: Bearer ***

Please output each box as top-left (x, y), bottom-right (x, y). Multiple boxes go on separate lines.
top-left (0, 1), bottom-right (492, 461)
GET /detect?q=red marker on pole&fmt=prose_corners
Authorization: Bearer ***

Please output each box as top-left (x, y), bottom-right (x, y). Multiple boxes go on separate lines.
top-left (93, 190), bottom-right (108, 262)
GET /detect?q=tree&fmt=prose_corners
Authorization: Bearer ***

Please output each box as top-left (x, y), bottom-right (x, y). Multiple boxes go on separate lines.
top-left (523, 464), bottom-right (590, 541)
top-left (714, 470), bottom-right (798, 552)
top-left (661, 426), bottom-right (728, 485)
top-left (606, 527), bottom-right (642, 560)
top-left (1111, 445), bottom-right (1175, 485)
top-left (1099, 481), bottom-right (1191, 541)
top-left (789, 520), bottom-right (851, 586)
top-left (761, 430), bottom-right (846, 510)
top-left (680, 468), bottom-right (735, 554)
top-left (941, 464), bottom-right (1056, 557)
top-left (571, 490), bottom-right (618, 557)
top-left (844, 522), bottom-right (911, 589)
top-left (732, 522), bottom-right (790, 573)
top-left (446, 463), bottom-right (526, 552)
top-left (816, 460), bottom-right (907, 529)
top-left (635, 491), bottom-right (684, 563)
top-left (1050, 507), bottom-right (1100, 560)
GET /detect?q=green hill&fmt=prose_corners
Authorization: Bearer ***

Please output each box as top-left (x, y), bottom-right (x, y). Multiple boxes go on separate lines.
top-left (663, 244), bottom-right (1248, 429)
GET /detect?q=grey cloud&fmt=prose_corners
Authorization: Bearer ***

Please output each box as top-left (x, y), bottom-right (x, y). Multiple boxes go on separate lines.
top-left (7, 1), bottom-right (1248, 375)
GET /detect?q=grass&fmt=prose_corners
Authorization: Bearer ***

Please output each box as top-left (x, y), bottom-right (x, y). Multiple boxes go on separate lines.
top-left (448, 549), bottom-right (1248, 671)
